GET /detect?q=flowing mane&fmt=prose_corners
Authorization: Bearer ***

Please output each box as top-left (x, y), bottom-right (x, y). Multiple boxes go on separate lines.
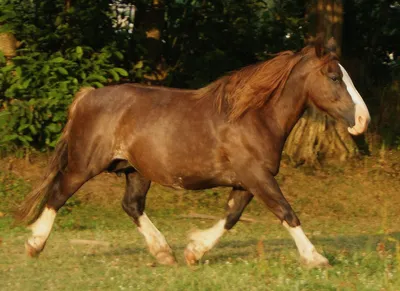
top-left (195, 46), bottom-right (315, 121)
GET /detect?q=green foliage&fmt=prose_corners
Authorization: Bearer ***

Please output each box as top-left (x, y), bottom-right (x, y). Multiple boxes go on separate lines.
top-left (164, 0), bottom-right (305, 88)
top-left (0, 0), bottom-right (145, 150)
top-left (0, 46), bottom-right (129, 148)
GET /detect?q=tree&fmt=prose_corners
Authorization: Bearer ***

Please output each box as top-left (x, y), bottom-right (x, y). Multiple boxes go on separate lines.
top-left (135, 0), bottom-right (167, 84)
top-left (284, 0), bottom-right (360, 165)
top-left (0, 2), bottom-right (21, 65)
top-left (163, 0), bottom-right (305, 88)
top-left (0, 31), bottom-right (18, 64)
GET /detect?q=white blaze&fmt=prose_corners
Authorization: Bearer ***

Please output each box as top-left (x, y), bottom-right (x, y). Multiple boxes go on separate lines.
top-left (339, 64), bottom-right (371, 135)
top-left (28, 207), bottom-right (57, 249)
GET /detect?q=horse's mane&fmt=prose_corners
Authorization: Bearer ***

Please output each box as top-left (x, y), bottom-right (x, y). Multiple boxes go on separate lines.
top-left (195, 46), bottom-right (318, 121)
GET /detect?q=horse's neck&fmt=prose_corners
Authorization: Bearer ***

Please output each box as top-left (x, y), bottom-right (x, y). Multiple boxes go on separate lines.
top-left (262, 68), bottom-right (308, 138)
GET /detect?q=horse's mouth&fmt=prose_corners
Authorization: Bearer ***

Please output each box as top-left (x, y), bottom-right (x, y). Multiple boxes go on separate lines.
top-left (347, 104), bottom-right (370, 136)
top-left (348, 115), bottom-right (369, 135)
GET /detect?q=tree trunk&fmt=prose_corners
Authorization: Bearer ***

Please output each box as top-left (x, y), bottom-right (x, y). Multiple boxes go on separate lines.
top-left (64, 0), bottom-right (71, 11)
top-left (284, 107), bottom-right (358, 165)
top-left (284, 0), bottom-right (359, 165)
top-left (0, 30), bottom-right (18, 65)
top-left (307, 0), bottom-right (343, 55)
top-left (136, 0), bottom-right (167, 84)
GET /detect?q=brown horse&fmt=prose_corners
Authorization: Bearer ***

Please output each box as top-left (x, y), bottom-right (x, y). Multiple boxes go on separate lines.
top-left (17, 40), bottom-right (370, 268)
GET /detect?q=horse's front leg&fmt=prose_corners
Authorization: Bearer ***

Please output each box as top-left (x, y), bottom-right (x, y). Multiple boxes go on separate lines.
top-left (122, 171), bottom-right (176, 265)
top-left (240, 167), bottom-right (329, 268)
top-left (184, 188), bottom-right (253, 265)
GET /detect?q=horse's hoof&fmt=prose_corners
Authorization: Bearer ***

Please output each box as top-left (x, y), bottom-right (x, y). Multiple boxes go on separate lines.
top-left (301, 252), bottom-right (331, 269)
top-left (25, 241), bottom-right (42, 258)
top-left (184, 248), bottom-right (198, 266)
top-left (155, 251), bottom-right (177, 266)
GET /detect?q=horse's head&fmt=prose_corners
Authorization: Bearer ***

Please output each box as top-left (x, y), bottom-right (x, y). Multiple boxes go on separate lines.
top-left (305, 38), bottom-right (370, 135)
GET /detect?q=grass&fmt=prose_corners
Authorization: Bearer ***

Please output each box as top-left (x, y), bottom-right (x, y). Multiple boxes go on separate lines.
top-left (1, 155), bottom-right (400, 290)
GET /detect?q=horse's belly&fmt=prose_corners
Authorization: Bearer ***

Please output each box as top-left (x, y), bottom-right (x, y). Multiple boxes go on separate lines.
top-left (158, 171), bottom-right (238, 190)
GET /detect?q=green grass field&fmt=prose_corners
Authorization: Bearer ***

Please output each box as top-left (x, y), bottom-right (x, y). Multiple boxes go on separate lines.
top-left (1, 155), bottom-right (400, 290)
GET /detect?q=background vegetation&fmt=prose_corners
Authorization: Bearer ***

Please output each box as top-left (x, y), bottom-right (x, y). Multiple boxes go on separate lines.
top-left (0, 0), bottom-right (399, 159)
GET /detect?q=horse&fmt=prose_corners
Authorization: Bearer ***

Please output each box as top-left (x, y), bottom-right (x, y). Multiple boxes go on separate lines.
top-left (16, 39), bottom-right (370, 268)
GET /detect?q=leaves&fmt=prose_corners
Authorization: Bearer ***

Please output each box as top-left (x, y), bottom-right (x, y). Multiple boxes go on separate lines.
top-left (113, 68), bottom-right (128, 77)
top-left (50, 57), bottom-right (65, 63)
top-left (0, 41), bottom-right (129, 149)
top-left (0, 0), bottom-right (143, 150)
top-left (109, 69), bottom-right (120, 81)
top-left (57, 67), bottom-right (68, 75)
top-left (76, 46), bottom-right (83, 58)
top-left (0, 52), bottom-right (5, 65)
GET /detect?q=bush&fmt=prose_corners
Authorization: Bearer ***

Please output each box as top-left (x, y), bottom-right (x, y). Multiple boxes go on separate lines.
top-left (0, 0), bottom-right (147, 151)
top-left (0, 47), bottom-right (128, 148)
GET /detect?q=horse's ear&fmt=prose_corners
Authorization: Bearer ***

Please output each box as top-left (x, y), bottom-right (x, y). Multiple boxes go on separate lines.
top-left (313, 34), bottom-right (324, 58)
top-left (325, 37), bottom-right (337, 54)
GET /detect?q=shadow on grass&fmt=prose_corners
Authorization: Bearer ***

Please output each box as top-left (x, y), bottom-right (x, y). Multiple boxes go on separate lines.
top-left (205, 231), bottom-right (400, 265)
top-left (36, 231), bottom-right (400, 265)
top-left (217, 231), bottom-right (400, 251)
top-left (85, 246), bottom-right (146, 257)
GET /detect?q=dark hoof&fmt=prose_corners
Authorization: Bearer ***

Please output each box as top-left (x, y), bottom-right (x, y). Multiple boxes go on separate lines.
top-left (25, 241), bottom-right (42, 258)
top-left (184, 248), bottom-right (198, 266)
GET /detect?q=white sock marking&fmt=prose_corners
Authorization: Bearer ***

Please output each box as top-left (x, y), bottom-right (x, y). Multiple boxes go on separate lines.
top-left (28, 207), bottom-right (57, 249)
top-left (283, 222), bottom-right (315, 259)
top-left (138, 213), bottom-right (171, 256)
top-left (283, 222), bottom-right (329, 266)
top-left (187, 219), bottom-right (226, 260)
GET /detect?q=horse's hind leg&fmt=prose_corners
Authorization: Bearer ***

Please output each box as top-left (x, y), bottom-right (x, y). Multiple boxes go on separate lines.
top-left (26, 170), bottom-right (99, 257)
top-left (184, 188), bottom-right (253, 265)
top-left (122, 171), bottom-right (176, 265)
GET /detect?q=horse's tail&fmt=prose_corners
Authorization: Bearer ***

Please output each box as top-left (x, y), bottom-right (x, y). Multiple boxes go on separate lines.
top-left (15, 87), bottom-right (95, 225)
top-left (14, 136), bottom-right (68, 225)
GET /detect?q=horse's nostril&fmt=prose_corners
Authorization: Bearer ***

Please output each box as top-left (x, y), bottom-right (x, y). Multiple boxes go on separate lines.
top-left (358, 115), bottom-right (368, 127)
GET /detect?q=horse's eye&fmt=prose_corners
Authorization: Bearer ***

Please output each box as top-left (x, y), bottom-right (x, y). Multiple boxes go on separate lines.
top-left (330, 75), bottom-right (340, 83)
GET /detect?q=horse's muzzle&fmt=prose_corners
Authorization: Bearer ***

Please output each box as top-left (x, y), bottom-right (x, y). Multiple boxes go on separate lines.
top-left (347, 104), bottom-right (370, 136)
